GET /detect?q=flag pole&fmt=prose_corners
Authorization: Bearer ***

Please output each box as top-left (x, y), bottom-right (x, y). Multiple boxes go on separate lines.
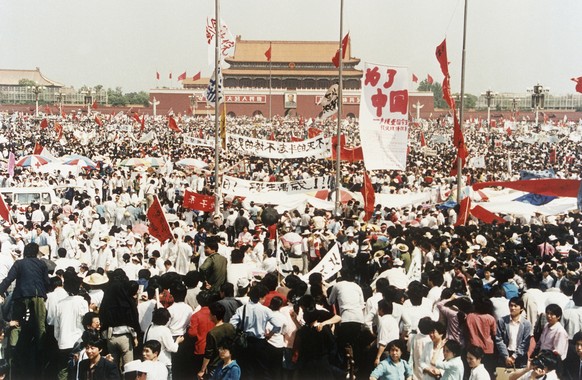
top-left (213, 0), bottom-right (221, 215)
top-left (269, 42), bottom-right (272, 124)
top-left (334, 0), bottom-right (344, 216)
top-left (456, 0), bottom-right (468, 204)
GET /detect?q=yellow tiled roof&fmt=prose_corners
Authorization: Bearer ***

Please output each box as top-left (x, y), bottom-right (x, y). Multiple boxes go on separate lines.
top-left (0, 67), bottom-right (63, 87)
top-left (223, 68), bottom-right (362, 77)
top-left (225, 38), bottom-right (360, 64)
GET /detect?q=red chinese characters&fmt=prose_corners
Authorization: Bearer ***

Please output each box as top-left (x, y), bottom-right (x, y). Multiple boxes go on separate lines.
top-left (365, 66), bottom-right (408, 118)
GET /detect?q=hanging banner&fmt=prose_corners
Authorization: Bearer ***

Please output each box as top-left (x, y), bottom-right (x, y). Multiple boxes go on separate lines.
top-left (183, 136), bottom-right (216, 148)
top-left (221, 175), bottom-right (333, 196)
top-left (226, 134), bottom-right (332, 159)
top-left (359, 63), bottom-right (409, 170)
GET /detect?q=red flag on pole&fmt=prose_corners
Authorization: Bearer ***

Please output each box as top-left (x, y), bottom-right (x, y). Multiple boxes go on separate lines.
top-left (192, 71), bottom-right (201, 81)
top-left (140, 115), bottom-right (145, 132)
top-left (177, 72), bottom-right (187, 81)
top-left (54, 122), bottom-right (63, 139)
top-left (571, 77), bottom-right (582, 94)
top-left (420, 131), bottom-right (426, 147)
top-left (265, 42), bottom-right (272, 62)
top-left (307, 127), bottom-right (322, 139)
top-left (132, 112), bottom-right (141, 124)
top-left (455, 196), bottom-right (471, 226)
top-left (95, 115), bottom-right (103, 127)
top-left (412, 74), bottom-right (418, 83)
top-left (549, 147), bottom-right (556, 164)
top-left (33, 142), bottom-right (43, 155)
top-left (435, 39), bottom-right (450, 76)
top-left (92, 100), bottom-right (98, 109)
top-left (427, 74), bottom-right (434, 85)
top-left (332, 32), bottom-right (350, 68)
top-left (360, 172), bottom-right (376, 221)
top-left (183, 190), bottom-right (215, 212)
top-left (40, 118), bottom-right (48, 129)
top-left (168, 116), bottom-right (182, 133)
top-left (0, 194), bottom-right (10, 224)
top-left (169, 72), bottom-right (172, 79)
top-left (470, 205), bottom-right (506, 225)
top-left (147, 196), bottom-right (173, 243)
top-left (156, 71), bottom-right (160, 80)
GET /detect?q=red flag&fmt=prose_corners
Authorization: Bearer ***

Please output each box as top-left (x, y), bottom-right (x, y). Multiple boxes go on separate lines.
top-left (95, 115), bottom-right (103, 127)
top-left (40, 118), bottom-right (48, 129)
top-left (54, 122), bottom-right (63, 139)
top-left (61, 111), bottom-right (66, 119)
top-left (455, 196), bottom-right (471, 226)
top-left (331, 134), bottom-right (346, 147)
top-left (331, 145), bottom-right (364, 162)
top-left (146, 196), bottom-right (173, 243)
top-left (177, 71), bottom-right (187, 81)
top-left (132, 112), bottom-right (141, 123)
top-left (307, 127), bottom-right (322, 139)
top-left (192, 71), bottom-right (201, 81)
top-left (156, 71), bottom-right (160, 80)
top-left (470, 205), bottom-right (506, 225)
top-left (140, 115), bottom-right (145, 132)
top-left (420, 131), bottom-right (426, 147)
top-left (265, 42), bottom-right (272, 62)
top-left (332, 32), bottom-right (350, 68)
top-left (412, 74), bottom-right (418, 83)
top-left (0, 194), bottom-right (9, 224)
top-left (290, 136), bottom-right (303, 142)
top-left (549, 147), bottom-right (556, 164)
top-left (571, 77), bottom-right (582, 94)
top-left (92, 100), bottom-right (98, 109)
top-left (183, 190), bottom-right (215, 212)
top-left (427, 74), bottom-right (434, 85)
top-left (168, 116), bottom-right (182, 133)
top-left (435, 39), bottom-right (450, 77)
top-left (269, 131), bottom-right (275, 140)
top-left (33, 143), bottom-right (43, 155)
top-left (169, 72), bottom-right (172, 79)
top-left (360, 172), bottom-right (375, 221)
top-left (506, 127), bottom-right (512, 136)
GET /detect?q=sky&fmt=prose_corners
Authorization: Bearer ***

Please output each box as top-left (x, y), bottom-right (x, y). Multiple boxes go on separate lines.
top-left (1, 0), bottom-right (581, 96)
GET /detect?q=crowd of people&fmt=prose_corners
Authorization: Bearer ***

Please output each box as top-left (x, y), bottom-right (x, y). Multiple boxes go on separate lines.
top-left (0, 110), bottom-right (581, 380)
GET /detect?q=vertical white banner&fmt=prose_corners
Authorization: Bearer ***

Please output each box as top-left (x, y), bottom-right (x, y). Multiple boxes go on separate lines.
top-left (359, 63), bottom-right (409, 170)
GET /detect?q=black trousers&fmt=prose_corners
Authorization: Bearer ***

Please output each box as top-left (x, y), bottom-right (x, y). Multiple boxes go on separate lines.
top-left (238, 337), bottom-right (272, 380)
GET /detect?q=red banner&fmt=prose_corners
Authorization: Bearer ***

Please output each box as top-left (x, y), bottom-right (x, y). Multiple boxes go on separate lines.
top-left (146, 196), bottom-right (173, 243)
top-left (455, 196), bottom-right (471, 226)
top-left (361, 172), bottom-right (375, 221)
top-left (183, 190), bottom-right (215, 212)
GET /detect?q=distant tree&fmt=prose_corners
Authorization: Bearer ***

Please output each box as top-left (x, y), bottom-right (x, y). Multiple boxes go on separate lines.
top-left (107, 87), bottom-right (126, 106)
top-left (125, 91), bottom-right (150, 107)
top-left (465, 94), bottom-right (477, 109)
top-left (18, 79), bottom-right (37, 87)
top-left (418, 79), bottom-right (447, 109)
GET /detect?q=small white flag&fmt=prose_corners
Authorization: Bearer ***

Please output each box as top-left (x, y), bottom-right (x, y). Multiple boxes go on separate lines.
top-left (205, 65), bottom-right (224, 107)
top-left (318, 84), bottom-right (339, 119)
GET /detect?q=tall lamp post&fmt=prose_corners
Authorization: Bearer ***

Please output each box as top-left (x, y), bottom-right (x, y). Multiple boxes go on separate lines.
top-left (28, 83), bottom-right (45, 117)
top-left (482, 90), bottom-right (496, 148)
top-left (189, 95), bottom-right (197, 116)
top-left (56, 91), bottom-right (65, 116)
top-left (511, 98), bottom-right (518, 120)
top-left (527, 83), bottom-right (549, 126)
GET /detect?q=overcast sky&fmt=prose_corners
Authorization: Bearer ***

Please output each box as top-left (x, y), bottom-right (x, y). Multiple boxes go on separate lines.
top-left (1, 0), bottom-right (580, 96)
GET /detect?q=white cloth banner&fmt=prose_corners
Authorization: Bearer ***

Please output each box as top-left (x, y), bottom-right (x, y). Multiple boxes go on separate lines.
top-left (221, 175), bottom-right (333, 196)
top-left (300, 243), bottom-right (342, 282)
top-left (226, 134), bottom-right (332, 159)
top-left (359, 63), bottom-right (409, 170)
top-left (183, 136), bottom-right (215, 148)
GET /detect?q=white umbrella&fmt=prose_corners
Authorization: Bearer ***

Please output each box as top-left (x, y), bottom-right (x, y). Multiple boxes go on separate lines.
top-left (176, 158), bottom-right (209, 169)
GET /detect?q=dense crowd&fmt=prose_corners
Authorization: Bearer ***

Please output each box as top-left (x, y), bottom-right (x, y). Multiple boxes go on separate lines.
top-left (0, 111), bottom-right (581, 379)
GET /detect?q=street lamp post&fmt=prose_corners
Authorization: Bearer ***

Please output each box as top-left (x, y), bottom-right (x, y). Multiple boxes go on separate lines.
top-left (511, 98), bottom-right (518, 120)
top-left (482, 90), bottom-right (496, 148)
top-left (56, 91), bottom-right (64, 116)
top-left (528, 83), bottom-right (549, 127)
top-left (27, 83), bottom-right (45, 117)
top-left (189, 95), bottom-right (197, 116)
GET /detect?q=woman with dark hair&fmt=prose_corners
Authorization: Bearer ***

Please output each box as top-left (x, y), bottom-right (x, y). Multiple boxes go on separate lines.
top-left (211, 339), bottom-right (241, 380)
top-left (143, 308), bottom-right (184, 377)
top-left (465, 297), bottom-right (496, 375)
top-left (420, 321), bottom-right (447, 380)
top-left (142, 340), bottom-right (169, 380)
top-left (77, 338), bottom-right (120, 380)
top-left (435, 340), bottom-right (464, 380)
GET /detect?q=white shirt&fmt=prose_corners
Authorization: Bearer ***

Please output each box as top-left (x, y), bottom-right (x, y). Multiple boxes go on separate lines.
top-left (46, 287), bottom-right (69, 326)
top-left (143, 324), bottom-right (179, 366)
top-left (167, 302), bottom-right (193, 336)
top-left (54, 295), bottom-right (89, 349)
top-left (328, 281), bottom-right (365, 324)
top-left (377, 314), bottom-right (399, 347)
top-left (469, 364), bottom-right (490, 380)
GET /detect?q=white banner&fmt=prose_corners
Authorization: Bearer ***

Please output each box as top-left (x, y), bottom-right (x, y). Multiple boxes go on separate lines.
top-left (183, 136), bottom-right (215, 148)
top-left (359, 63), bottom-right (409, 170)
top-left (221, 175), bottom-right (333, 196)
top-left (226, 134), bottom-right (332, 159)
top-left (300, 243), bottom-right (342, 282)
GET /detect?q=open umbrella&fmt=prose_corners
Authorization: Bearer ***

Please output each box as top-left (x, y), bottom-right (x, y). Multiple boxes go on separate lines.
top-left (120, 158), bottom-right (149, 167)
top-left (15, 154), bottom-right (51, 168)
top-left (143, 156), bottom-right (164, 167)
top-left (176, 158), bottom-right (209, 169)
top-left (313, 189), bottom-right (355, 204)
top-left (62, 154), bottom-right (98, 169)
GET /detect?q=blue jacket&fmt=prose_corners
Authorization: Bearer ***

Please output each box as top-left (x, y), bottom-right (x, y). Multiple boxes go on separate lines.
top-left (495, 314), bottom-right (532, 361)
top-left (0, 257), bottom-right (50, 299)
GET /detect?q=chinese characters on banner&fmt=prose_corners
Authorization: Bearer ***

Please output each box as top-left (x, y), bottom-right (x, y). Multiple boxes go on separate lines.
top-left (183, 190), bottom-right (215, 212)
top-left (221, 175), bottom-right (333, 196)
top-left (226, 134), bottom-right (332, 159)
top-left (358, 63), bottom-right (409, 171)
top-left (205, 17), bottom-right (236, 66)
top-left (183, 136), bottom-right (216, 148)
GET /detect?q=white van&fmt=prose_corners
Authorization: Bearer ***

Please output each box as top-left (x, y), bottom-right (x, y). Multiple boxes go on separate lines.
top-left (0, 187), bottom-right (62, 208)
